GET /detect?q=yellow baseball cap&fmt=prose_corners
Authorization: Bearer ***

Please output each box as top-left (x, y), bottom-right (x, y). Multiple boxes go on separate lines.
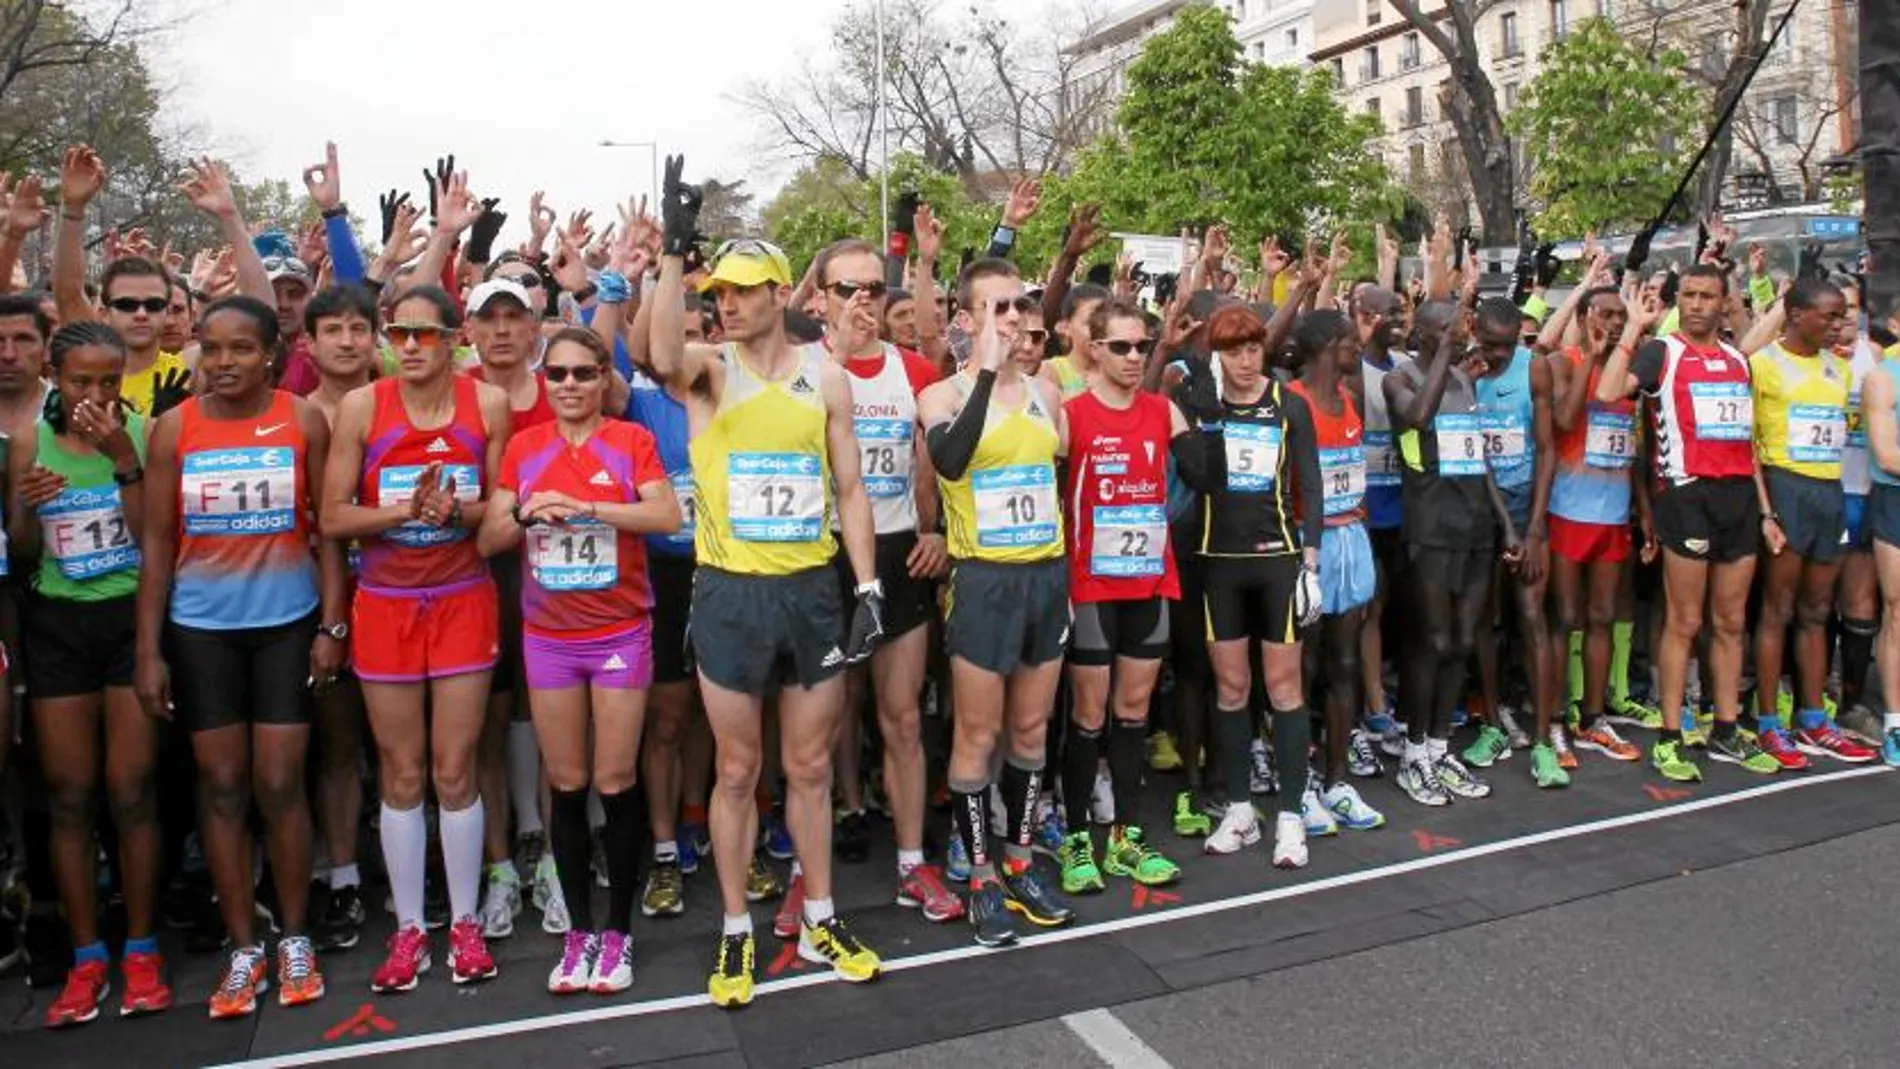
top-left (698, 238), bottom-right (794, 292)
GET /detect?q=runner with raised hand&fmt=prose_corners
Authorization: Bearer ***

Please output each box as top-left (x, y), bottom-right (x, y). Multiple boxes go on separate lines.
top-left (1349, 284), bottom-right (1412, 759)
top-left (646, 155), bottom-right (885, 1008)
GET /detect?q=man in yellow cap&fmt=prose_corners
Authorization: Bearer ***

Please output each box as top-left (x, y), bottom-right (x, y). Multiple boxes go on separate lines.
top-left (647, 155), bottom-right (886, 1009)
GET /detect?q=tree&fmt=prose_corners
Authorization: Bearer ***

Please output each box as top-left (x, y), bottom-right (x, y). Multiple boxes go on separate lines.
top-left (1385, 0), bottom-right (1518, 244)
top-left (1507, 18), bottom-right (1702, 235)
top-left (697, 177), bottom-right (757, 243)
top-left (760, 153), bottom-right (1002, 280)
top-left (0, 1), bottom-right (137, 109)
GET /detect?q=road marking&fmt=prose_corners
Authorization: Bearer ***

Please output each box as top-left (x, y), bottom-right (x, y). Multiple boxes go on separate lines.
top-left (205, 765), bottom-right (1891, 1069)
top-left (1062, 1008), bottom-right (1174, 1068)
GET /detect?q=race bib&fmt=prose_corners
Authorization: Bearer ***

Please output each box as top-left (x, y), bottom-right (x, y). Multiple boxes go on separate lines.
top-left (1689, 382), bottom-right (1751, 441)
top-left (1844, 402), bottom-right (1870, 494)
top-left (1481, 414), bottom-right (1529, 483)
top-left (183, 447), bottom-right (299, 536)
top-left (855, 417), bottom-right (914, 499)
top-left (1318, 445), bottom-right (1366, 516)
top-left (666, 469), bottom-right (697, 547)
top-left (1089, 504), bottom-right (1165, 577)
top-left (1434, 414), bottom-right (1486, 476)
top-left (972, 464), bottom-right (1058, 549)
top-left (1585, 411), bottom-right (1636, 469)
top-left (41, 486), bottom-right (139, 580)
top-left (528, 520), bottom-right (618, 591)
top-left (1363, 430), bottom-right (1400, 488)
top-left (379, 463), bottom-right (481, 548)
top-left (1786, 403), bottom-right (1846, 465)
top-left (1224, 422), bottom-right (1282, 491)
top-left (728, 452), bottom-right (824, 542)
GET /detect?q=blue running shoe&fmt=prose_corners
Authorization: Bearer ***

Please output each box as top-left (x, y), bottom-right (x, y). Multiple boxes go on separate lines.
top-left (1450, 706), bottom-right (1469, 729)
top-left (1033, 801), bottom-right (1066, 856)
top-left (946, 833), bottom-right (971, 883)
top-left (1883, 727), bottom-right (1900, 768)
top-left (761, 813), bottom-right (794, 861)
top-left (679, 822), bottom-right (709, 875)
top-left (1365, 709), bottom-right (1399, 736)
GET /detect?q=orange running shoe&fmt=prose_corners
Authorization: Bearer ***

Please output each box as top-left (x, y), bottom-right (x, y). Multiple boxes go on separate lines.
top-left (119, 949), bottom-right (173, 1017)
top-left (1574, 721), bottom-right (1642, 762)
top-left (207, 945), bottom-right (268, 1019)
top-left (276, 934), bottom-right (326, 1007)
top-left (45, 959), bottom-right (110, 1029)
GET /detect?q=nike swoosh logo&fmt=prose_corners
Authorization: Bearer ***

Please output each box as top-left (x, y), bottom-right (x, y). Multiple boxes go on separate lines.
top-left (255, 422), bottom-right (288, 436)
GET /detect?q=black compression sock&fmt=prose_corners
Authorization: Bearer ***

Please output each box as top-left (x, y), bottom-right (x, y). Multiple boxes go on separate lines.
top-left (598, 787), bottom-right (646, 933)
top-left (1272, 708), bottom-right (1311, 815)
top-left (1215, 704), bottom-right (1253, 804)
top-left (1062, 725), bottom-right (1102, 831)
top-left (550, 787), bottom-right (592, 927)
top-left (949, 784), bottom-right (990, 881)
top-left (999, 758), bottom-right (1043, 863)
top-left (1107, 720), bottom-right (1146, 830)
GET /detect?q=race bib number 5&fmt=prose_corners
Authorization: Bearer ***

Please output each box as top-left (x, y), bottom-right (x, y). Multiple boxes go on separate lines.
top-left (41, 486), bottom-right (139, 579)
top-left (528, 520), bottom-right (618, 591)
top-left (728, 452), bottom-right (824, 542)
top-left (183, 447), bottom-right (298, 536)
top-left (1224, 422), bottom-right (1282, 491)
top-left (973, 464), bottom-right (1058, 549)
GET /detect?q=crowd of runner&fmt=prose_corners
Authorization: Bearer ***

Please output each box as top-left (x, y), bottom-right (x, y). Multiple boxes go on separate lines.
top-left (0, 138), bottom-right (1895, 1029)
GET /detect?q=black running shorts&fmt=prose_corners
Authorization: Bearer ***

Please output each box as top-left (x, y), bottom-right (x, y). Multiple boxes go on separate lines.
top-left (691, 565), bottom-right (845, 695)
top-left (1069, 597), bottom-right (1169, 667)
top-left (167, 613), bottom-right (319, 732)
top-left (944, 557), bottom-right (1070, 675)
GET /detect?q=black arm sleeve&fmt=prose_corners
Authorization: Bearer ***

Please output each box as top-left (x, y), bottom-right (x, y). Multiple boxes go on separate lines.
top-left (1170, 426), bottom-right (1218, 492)
top-left (1284, 392), bottom-right (1324, 551)
top-left (925, 369), bottom-right (996, 481)
top-left (1631, 339), bottom-right (1668, 395)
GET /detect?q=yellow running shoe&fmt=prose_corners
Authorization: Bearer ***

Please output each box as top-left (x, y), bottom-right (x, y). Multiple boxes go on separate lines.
top-left (708, 931), bottom-right (755, 1008)
top-left (798, 915), bottom-right (881, 983)
top-left (1146, 731), bottom-right (1183, 772)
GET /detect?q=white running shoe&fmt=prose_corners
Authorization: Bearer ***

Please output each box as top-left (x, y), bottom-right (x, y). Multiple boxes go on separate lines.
top-left (1272, 811), bottom-right (1308, 869)
top-left (1321, 781), bottom-right (1387, 830)
top-left (480, 866), bottom-right (521, 940)
top-left (1434, 753), bottom-right (1492, 800)
top-left (1397, 748), bottom-right (1451, 806)
top-left (1090, 768), bottom-right (1115, 826)
top-left (541, 871), bottom-right (572, 935)
top-left (1203, 803), bottom-right (1261, 855)
top-left (1300, 780), bottom-right (1339, 837)
top-left (1348, 729), bottom-right (1383, 777)
top-left (547, 930), bottom-right (595, 994)
top-left (532, 854), bottom-right (557, 911)
top-left (1495, 704), bottom-right (1532, 749)
top-left (589, 930), bottom-right (634, 994)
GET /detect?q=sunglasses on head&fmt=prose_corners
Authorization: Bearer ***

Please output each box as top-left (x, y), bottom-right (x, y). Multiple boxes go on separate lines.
top-left (829, 280), bottom-right (887, 301)
top-left (499, 273), bottom-right (544, 290)
top-left (988, 296), bottom-right (1038, 316)
top-left (387, 323), bottom-right (446, 347)
top-left (108, 296), bottom-right (169, 315)
top-left (1100, 338), bottom-right (1155, 356)
top-left (544, 364), bottom-right (603, 384)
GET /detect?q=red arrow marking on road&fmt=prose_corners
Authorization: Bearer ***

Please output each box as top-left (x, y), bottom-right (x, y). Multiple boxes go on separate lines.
top-left (1643, 783), bottom-right (1693, 802)
top-left (764, 941), bottom-right (807, 977)
top-left (324, 1004), bottom-right (396, 1042)
top-left (1412, 830), bottom-right (1461, 853)
top-left (1131, 885), bottom-right (1183, 910)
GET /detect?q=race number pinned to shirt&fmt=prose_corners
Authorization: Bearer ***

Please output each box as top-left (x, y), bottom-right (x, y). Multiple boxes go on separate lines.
top-left (41, 486), bottom-right (139, 579)
top-left (1843, 400), bottom-right (1870, 494)
top-left (728, 452), bottom-right (824, 542)
top-left (1787, 403), bottom-right (1846, 465)
top-left (1482, 413), bottom-right (1529, 484)
top-left (379, 464), bottom-right (481, 548)
top-left (855, 418), bottom-right (914, 499)
top-left (1363, 430), bottom-right (1400, 488)
top-left (667, 469), bottom-right (697, 547)
top-left (1224, 422), bottom-right (1282, 491)
top-left (528, 520), bottom-right (618, 591)
top-left (1689, 382), bottom-right (1752, 441)
top-left (1434, 414), bottom-right (1486, 476)
top-left (1090, 504), bottom-right (1165, 577)
top-left (1317, 445), bottom-right (1366, 516)
top-left (183, 447), bottom-right (299, 537)
top-left (973, 464), bottom-right (1058, 549)
top-left (1585, 411), bottom-right (1636, 469)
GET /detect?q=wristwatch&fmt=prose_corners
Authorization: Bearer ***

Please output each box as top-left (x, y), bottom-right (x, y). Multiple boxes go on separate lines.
top-left (112, 465), bottom-right (144, 486)
top-left (320, 622), bottom-right (349, 641)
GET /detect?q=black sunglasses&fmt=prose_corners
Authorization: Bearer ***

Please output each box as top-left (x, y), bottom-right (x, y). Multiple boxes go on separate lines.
top-left (989, 296), bottom-right (1037, 315)
top-left (544, 365), bottom-right (603, 384)
top-left (1101, 338), bottom-right (1155, 356)
top-left (1025, 327), bottom-right (1048, 344)
top-left (108, 296), bottom-right (169, 315)
top-left (829, 281), bottom-right (887, 301)
top-left (499, 273), bottom-right (544, 290)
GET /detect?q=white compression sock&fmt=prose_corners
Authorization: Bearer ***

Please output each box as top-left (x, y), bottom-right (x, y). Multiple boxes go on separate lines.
top-left (439, 799), bottom-right (487, 923)
top-left (379, 804), bottom-right (427, 930)
top-left (508, 720), bottom-right (543, 837)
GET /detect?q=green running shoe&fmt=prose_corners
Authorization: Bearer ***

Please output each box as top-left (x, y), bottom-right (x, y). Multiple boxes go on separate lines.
top-left (1057, 830), bottom-right (1104, 895)
top-left (1530, 742), bottom-right (1571, 788)
top-left (1102, 825), bottom-right (1180, 887)
top-left (1462, 724), bottom-right (1512, 768)
top-left (1605, 696), bottom-right (1664, 731)
top-left (1707, 729), bottom-right (1780, 775)
top-left (1650, 738), bottom-right (1703, 782)
top-left (1172, 790), bottom-right (1212, 837)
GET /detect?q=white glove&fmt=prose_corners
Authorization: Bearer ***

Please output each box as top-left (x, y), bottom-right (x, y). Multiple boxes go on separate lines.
top-left (1294, 563), bottom-right (1323, 629)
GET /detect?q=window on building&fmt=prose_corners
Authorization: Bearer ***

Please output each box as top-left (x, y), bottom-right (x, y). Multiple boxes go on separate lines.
top-left (1253, 40), bottom-right (1266, 59)
top-left (1410, 143), bottom-right (1428, 182)
top-left (1768, 11), bottom-right (1796, 65)
top-left (1367, 97), bottom-right (1382, 125)
top-left (1401, 32), bottom-right (1421, 70)
top-left (1286, 27), bottom-right (1299, 53)
top-left (1500, 12), bottom-right (1521, 57)
top-left (1362, 44), bottom-right (1381, 81)
top-left (1503, 81), bottom-right (1519, 112)
top-left (1772, 95), bottom-right (1799, 144)
top-left (1551, 0), bottom-right (1570, 40)
top-left (1368, 1), bottom-right (1382, 27)
top-left (1406, 86), bottom-right (1425, 127)
top-left (1331, 57), bottom-right (1346, 85)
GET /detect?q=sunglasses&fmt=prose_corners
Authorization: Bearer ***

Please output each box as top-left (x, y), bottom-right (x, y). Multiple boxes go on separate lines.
top-left (498, 272), bottom-right (544, 290)
top-left (544, 364), bottom-right (603, 384)
top-left (829, 281), bottom-right (887, 301)
top-left (387, 323), bottom-right (446, 347)
top-left (1100, 338), bottom-right (1155, 356)
top-left (988, 296), bottom-right (1038, 316)
top-left (107, 297), bottom-right (169, 315)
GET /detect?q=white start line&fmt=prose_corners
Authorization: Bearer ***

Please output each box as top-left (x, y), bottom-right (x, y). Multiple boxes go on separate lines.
top-left (205, 764), bottom-right (1893, 1069)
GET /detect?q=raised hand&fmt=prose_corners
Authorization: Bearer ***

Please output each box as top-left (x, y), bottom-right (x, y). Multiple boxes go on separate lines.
top-left (914, 202), bottom-right (944, 263)
top-left (562, 209), bottom-right (594, 252)
top-left (1063, 202), bottom-right (1106, 259)
top-left (1002, 178), bottom-right (1042, 229)
top-left (423, 154), bottom-right (456, 222)
top-left (179, 157), bottom-right (240, 219)
top-left (302, 141), bottom-right (343, 212)
top-left (548, 231), bottom-right (589, 292)
top-left (660, 154), bottom-right (704, 257)
top-left (1200, 223), bottom-right (1231, 269)
top-left (378, 190), bottom-right (411, 244)
top-left (529, 190), bottom-right (556, 249)
top-left (1260, 234), bottom-right (1291, 277)
top-left (2, 174), bottom-right (47, 237)
top-left (59, 145), bottom-right (107, 212)
top-left (382, 200), bottom-right (425, 265)
top-left (431, 170), bottom-right (482, 236)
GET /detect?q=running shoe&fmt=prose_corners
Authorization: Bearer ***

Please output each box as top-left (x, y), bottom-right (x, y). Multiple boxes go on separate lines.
top-left (547, 930), bottom-right (595, 994)
top-left (1365, 709), bottom-right (1400, 737)
top-left (541, 873), bottom-right (572, 935)
top-left (761, 812), bottom-right (795, 861)
top-left (745, 855), bottom-right (783, 903)
top-left (1002, 864), bottom-right (1075, 927)
top-left (207, 944), bottom-right (268, 1019)
top-left (836, 811), bottom-right (870, 864)
top-left (1090, 769), bottom-right (1116, 825)
top-left (1461, 724), bottom-right (1511, 768)
top-left (945, 832), bottom-right (971, 883)
top-left (1755, 726), bottom-right (1810, 771)
top-left (1495, 704), bottom-right (1532, 748)
top-left (1530, 742), bottom-right (1570, 789)
top-left (1705, 729), bottom-right (1781, 774)
top-left (967, 881), bottom-right (1018, 948)
top-left (1248, 738), bottom-right (1277, 795)
top-left (1299, 782), bottom-right (1339, 837)
top-left (1203, 804), bottom-right (1262, 854)
top-left (1347, 729), bottom-right (1383, 778)
top-left (1434, 753), bottom-right (1491, 799)
top-left (1378, 723), bottom-right (1408, 759)
top-left (1575, 720), bottom-right (1641, 762)
top-left (1397, 755), bottom-right (1450, 807)
top-left (532, 853), bottom-right (558, 912)
top-left (1650, 738), bottom-right (1703, 782)
top-left (895, 863), bottom-right (965, 922)
top-left (1103, 825), bottom-right (1180, 886)
top-left (799, 915), bottom-right (881, 982)
top-left (591, 930), bottom-right (634, 994)
top-left (642, 860), bottom-right (685, 918)
top-left (315, 885), bottom-right (365, 952)
top-left (1058, 830), bottom-right (1105, 894)
top-left (370, 925), bottom-right (430, 993)
top-left (275, 934), bottom-right (325, 1008)
top-left (1606, 696), bottom-right (1664, 731)
top-left (513, 830), bottom-right (547, 879)
top-left (708, 931), bottom-right (754, 1009)
top-left (1883, 727), bottom-right (1900, 768)
top-left (45, 959), bottom-right (109, 1028)
top-left (1794, 721), bottom-right (1877, 763)
top-left (447, 917), bottom-right (497, 984)
top-left (119, 949), bottom-right (172, 1017)
top-left (1147, 730), bottom-right (1184, 772)
top-left (1547, 726), bottom-right (1579, 770)
top-left (1271, 811), bottom-right (1308, 869)
top-left (678, 823), bottom-right (708, 875)
top-left (1033, 799), bottom-right (1067, 856)
top-left (1321, 782), bottom-right (1385, 830)
top-left (480, 865), bottom-right (521, 939)
top-left (1172, 790), bottom-right (1213, 837)
top-left (773, 872), bottom-right (805, 940)
top-left (1837, 704), bottom-right (1884, 747)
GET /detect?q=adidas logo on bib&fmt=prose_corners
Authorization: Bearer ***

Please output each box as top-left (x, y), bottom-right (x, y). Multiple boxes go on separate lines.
top-left (603, 653), bottom-right (628, 671)
top-left (426, 437), bottom-right (451, 454)
top-left (589, 470), bottom-right (613, 487)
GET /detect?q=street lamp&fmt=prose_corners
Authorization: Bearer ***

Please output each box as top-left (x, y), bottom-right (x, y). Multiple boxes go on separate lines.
top-left (597, 139), bottom-right (661, 213)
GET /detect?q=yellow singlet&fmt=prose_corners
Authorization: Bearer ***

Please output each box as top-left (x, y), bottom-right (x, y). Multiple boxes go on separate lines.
top-left (1750, 342), bottom-right (1850, 480)
top-left (1045, 356), bottom-right (1088, 401)
top-left (938, 373), bottom-right (1064, 564)
top-left (120, 350), bottom-right (188, 416)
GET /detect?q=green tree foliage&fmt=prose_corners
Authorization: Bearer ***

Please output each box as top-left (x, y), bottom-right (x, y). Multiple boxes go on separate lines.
top-left (1507, 17), bottom-right (1704, 237)
top-left (761, 154), bottom-right (1003, 282)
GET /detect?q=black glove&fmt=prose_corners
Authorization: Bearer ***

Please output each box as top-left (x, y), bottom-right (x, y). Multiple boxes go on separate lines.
top-left (1658, 269), bottom-right (1680, 307)
top-left (660, 154), bottom-right (704, 258)
top-left (1797, 240), bottom-right (1825, 281)
top-left (423, 154), bottom-right (455, 223)
top-left (1625, 226), bottom-right (1657, 276)
top-left (150, 367), bottom-right (193, 418)
top-left (1534, 243), bottom-right (1561, 288)
top-left (843, 581), bottom-right (887, 665)
top-left (379, 190), bottom-right (410, 244)
top-left (465, 197), bottom-right (506, 265)
top-left (891, 190), bottom-right (919, 238)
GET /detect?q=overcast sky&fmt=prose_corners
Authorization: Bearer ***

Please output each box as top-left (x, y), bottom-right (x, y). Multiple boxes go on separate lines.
top-left (151, 0), bottom-right (856, 244)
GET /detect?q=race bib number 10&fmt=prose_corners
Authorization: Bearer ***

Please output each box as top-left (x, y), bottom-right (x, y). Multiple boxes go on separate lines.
top-left (973, 464), bottom-right (1058, 549)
